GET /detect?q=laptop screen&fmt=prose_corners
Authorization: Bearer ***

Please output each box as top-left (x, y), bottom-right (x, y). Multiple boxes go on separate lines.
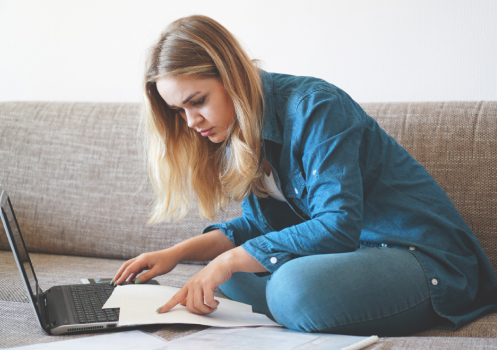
top-left (0, 190), bottom-right (40, 310)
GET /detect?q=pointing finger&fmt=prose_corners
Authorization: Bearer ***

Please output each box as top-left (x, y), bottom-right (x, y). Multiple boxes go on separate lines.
top-left (112, 258), bottom-right (137, 284)
top-left (157, 287), bottom-right (188, 314)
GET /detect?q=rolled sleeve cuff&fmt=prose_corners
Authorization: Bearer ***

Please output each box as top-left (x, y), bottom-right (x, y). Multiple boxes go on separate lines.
top-left (241, 236), bottom-right (292, 276)
top-left (202, 223), bottom-right (236, 247)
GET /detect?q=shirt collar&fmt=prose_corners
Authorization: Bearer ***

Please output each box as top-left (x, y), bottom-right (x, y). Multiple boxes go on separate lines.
top-left (260, 70), bottom-right (283, 144)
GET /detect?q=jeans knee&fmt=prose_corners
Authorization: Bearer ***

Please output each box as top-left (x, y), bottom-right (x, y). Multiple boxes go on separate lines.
top-left (265, 251), bottom-right (438, 335)
top-left (220, 272), bottom-right (273, 318)
top-left (266, 262), bottom-right (321, 332)
top-left (219, 272), bottom-right (257, 302)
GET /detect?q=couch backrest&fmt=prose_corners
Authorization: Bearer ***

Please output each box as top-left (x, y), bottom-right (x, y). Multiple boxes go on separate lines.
top-left (361, 101), bottom-right (497, 272)
top-left (1, 101), bottom-right (496, 272)
top-left (0, 102), bottom-right (242, 260)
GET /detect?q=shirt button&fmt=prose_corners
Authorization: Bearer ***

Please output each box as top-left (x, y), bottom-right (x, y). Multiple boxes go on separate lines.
top-left (431, 278), bottom-right (438, 286)
top-left (380, 243), bottom-right (388, 247)
top-left (294, 188), bottom-right (298, 194)
top-left (270, 257), bottom-right (278, 264)
top-left (409, 246), bottom-right (416, 251)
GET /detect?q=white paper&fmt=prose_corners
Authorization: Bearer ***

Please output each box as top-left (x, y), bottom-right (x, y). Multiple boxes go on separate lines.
top-left (5, 330), bottom-right (167, 350)
top-left (157, 327), bottom-right (379, 350)
top-left (103, 284), bottom-right (252, 312)
top-left (103, 284), bottom-right (279, 328)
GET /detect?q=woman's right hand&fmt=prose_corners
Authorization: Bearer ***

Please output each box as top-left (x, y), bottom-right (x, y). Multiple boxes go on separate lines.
top-left (112, 249), bottom-right (179, 285)
top-left (111, 230), bottom-right (235, 286)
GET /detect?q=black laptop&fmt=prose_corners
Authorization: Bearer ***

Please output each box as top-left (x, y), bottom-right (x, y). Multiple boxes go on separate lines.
top-left (0, 189), bottom-right (155, 335)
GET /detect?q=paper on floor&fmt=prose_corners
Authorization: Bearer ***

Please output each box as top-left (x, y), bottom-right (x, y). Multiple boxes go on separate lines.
top-left (103, 284), bottom-right (279, 328)
top-left (156, 327), bottom-right (379, 350)
top-left (5, 330), bottom-right (167, 350)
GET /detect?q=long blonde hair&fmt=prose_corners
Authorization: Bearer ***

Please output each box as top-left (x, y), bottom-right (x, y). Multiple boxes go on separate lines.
top-left (143, 15), bottom-right (266, 224)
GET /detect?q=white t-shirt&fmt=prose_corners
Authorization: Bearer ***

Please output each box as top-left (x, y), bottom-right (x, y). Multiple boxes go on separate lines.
top-left (264, 171), bottom-right (286, 202)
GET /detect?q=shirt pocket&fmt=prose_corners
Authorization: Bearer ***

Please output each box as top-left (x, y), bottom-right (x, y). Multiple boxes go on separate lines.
top-left (284, 169), bottom-right (306, 199)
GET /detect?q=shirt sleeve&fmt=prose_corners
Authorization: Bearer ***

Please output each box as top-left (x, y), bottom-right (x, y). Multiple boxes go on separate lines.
top-left (241, 89), bottom-right (366, 274)
top-left (202, 196), bottom-right (266, 247)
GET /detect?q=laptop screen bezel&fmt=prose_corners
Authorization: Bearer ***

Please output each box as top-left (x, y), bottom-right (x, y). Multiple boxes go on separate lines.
top-left (0, 190), bottom-right (49, 332)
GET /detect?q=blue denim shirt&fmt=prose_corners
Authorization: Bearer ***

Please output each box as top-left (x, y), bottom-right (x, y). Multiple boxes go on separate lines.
top-left (204, 70), bottom-right (497, 329)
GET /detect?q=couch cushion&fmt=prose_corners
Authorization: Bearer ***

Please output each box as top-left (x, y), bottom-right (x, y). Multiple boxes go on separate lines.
top-left (363, 337), bottom-right (497, 349)
top-left (1, 251), bottom-right (496, 347)
top-left (0, 102), bottom-right (243, 260)
top-left (414, 312), bottom-right (497, 338)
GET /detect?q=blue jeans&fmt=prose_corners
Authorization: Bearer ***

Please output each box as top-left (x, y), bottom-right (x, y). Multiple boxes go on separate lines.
top-left (220, 247), bottom-right (442, 336)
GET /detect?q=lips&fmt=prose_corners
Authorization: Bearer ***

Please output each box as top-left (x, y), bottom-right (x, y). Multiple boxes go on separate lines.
top-left (199, 128), bottom-right (214, 137)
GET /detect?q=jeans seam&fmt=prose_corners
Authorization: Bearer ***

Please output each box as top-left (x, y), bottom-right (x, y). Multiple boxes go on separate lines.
top-left (319, 294), bottom-right (432, 333)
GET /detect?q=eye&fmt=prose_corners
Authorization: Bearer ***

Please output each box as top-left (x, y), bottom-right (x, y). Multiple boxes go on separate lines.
top-left (192, 97), bottom-right (205, 107)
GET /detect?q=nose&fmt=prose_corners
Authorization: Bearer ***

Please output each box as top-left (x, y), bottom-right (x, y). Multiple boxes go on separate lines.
top-left (184, 109), bottom-right (203, 129)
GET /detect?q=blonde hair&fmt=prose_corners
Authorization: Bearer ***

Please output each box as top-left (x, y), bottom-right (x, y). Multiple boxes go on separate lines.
top-left (143, 15), bottom-right (266, 224)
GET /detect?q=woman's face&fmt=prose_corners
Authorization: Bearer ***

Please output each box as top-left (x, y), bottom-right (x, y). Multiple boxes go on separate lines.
top-left (156, 76), bottom-right (236, 143)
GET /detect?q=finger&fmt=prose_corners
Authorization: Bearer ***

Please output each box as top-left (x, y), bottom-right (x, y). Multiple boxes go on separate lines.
top-left (203, 288), bottom-right (219, 310)
top-left (186, 286), bottom-right (196, 313)
top-left (192, 287), bottom-right (216, 315)
top-left (112, 258), bottom-right (136, 284)
top-left (180, 298), bottom-right (187, 306)
top-left (134, 268), bottom-right (159, 284)
top-left (125, 272), bottom-right (136, 282)
top-left (158, 287), bottom-right (188, 313)
top-left (115, 263), bottom-right (147, 286)
top-left (185, 286), bottom-right (210, 315)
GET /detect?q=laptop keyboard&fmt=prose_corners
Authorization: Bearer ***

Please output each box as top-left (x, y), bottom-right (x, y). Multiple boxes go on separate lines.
top-left (70, 285), bottom-right (120, 324)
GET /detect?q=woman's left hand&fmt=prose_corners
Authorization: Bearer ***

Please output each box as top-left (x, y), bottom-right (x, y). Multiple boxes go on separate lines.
top-left (157, 253), bottom-right (233, 314)
top-left (156, 246), bottom-right (267, 315)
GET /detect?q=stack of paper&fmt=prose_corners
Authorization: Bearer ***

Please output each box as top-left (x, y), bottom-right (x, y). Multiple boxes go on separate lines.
top-left (102, 284), bottom-right (280, 328)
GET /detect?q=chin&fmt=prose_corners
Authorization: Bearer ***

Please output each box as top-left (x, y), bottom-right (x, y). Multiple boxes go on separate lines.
top-left (208, 134), bottom-right (226, 143)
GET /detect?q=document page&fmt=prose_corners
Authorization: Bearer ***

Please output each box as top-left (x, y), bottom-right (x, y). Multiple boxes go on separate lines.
top-left (157, 327), bottom-right (379, 350)
top-left (5, 330), bottom-right (167, 350)
top-left (103, 284), bottom-right (279, 328)
top-left (103, 285), bottom-right (251, 312)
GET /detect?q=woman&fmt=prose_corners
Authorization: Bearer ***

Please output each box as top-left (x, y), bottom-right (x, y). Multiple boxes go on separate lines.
top-left (112, 15), bottom-right (497, 336)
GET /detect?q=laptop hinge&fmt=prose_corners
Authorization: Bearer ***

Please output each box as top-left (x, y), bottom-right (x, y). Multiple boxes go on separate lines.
top-left (37, 288), bottom-right (52, 333)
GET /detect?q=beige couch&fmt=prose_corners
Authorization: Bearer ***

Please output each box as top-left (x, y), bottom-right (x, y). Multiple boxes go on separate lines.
top-left (1, 101), bottom-right (496, 349)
